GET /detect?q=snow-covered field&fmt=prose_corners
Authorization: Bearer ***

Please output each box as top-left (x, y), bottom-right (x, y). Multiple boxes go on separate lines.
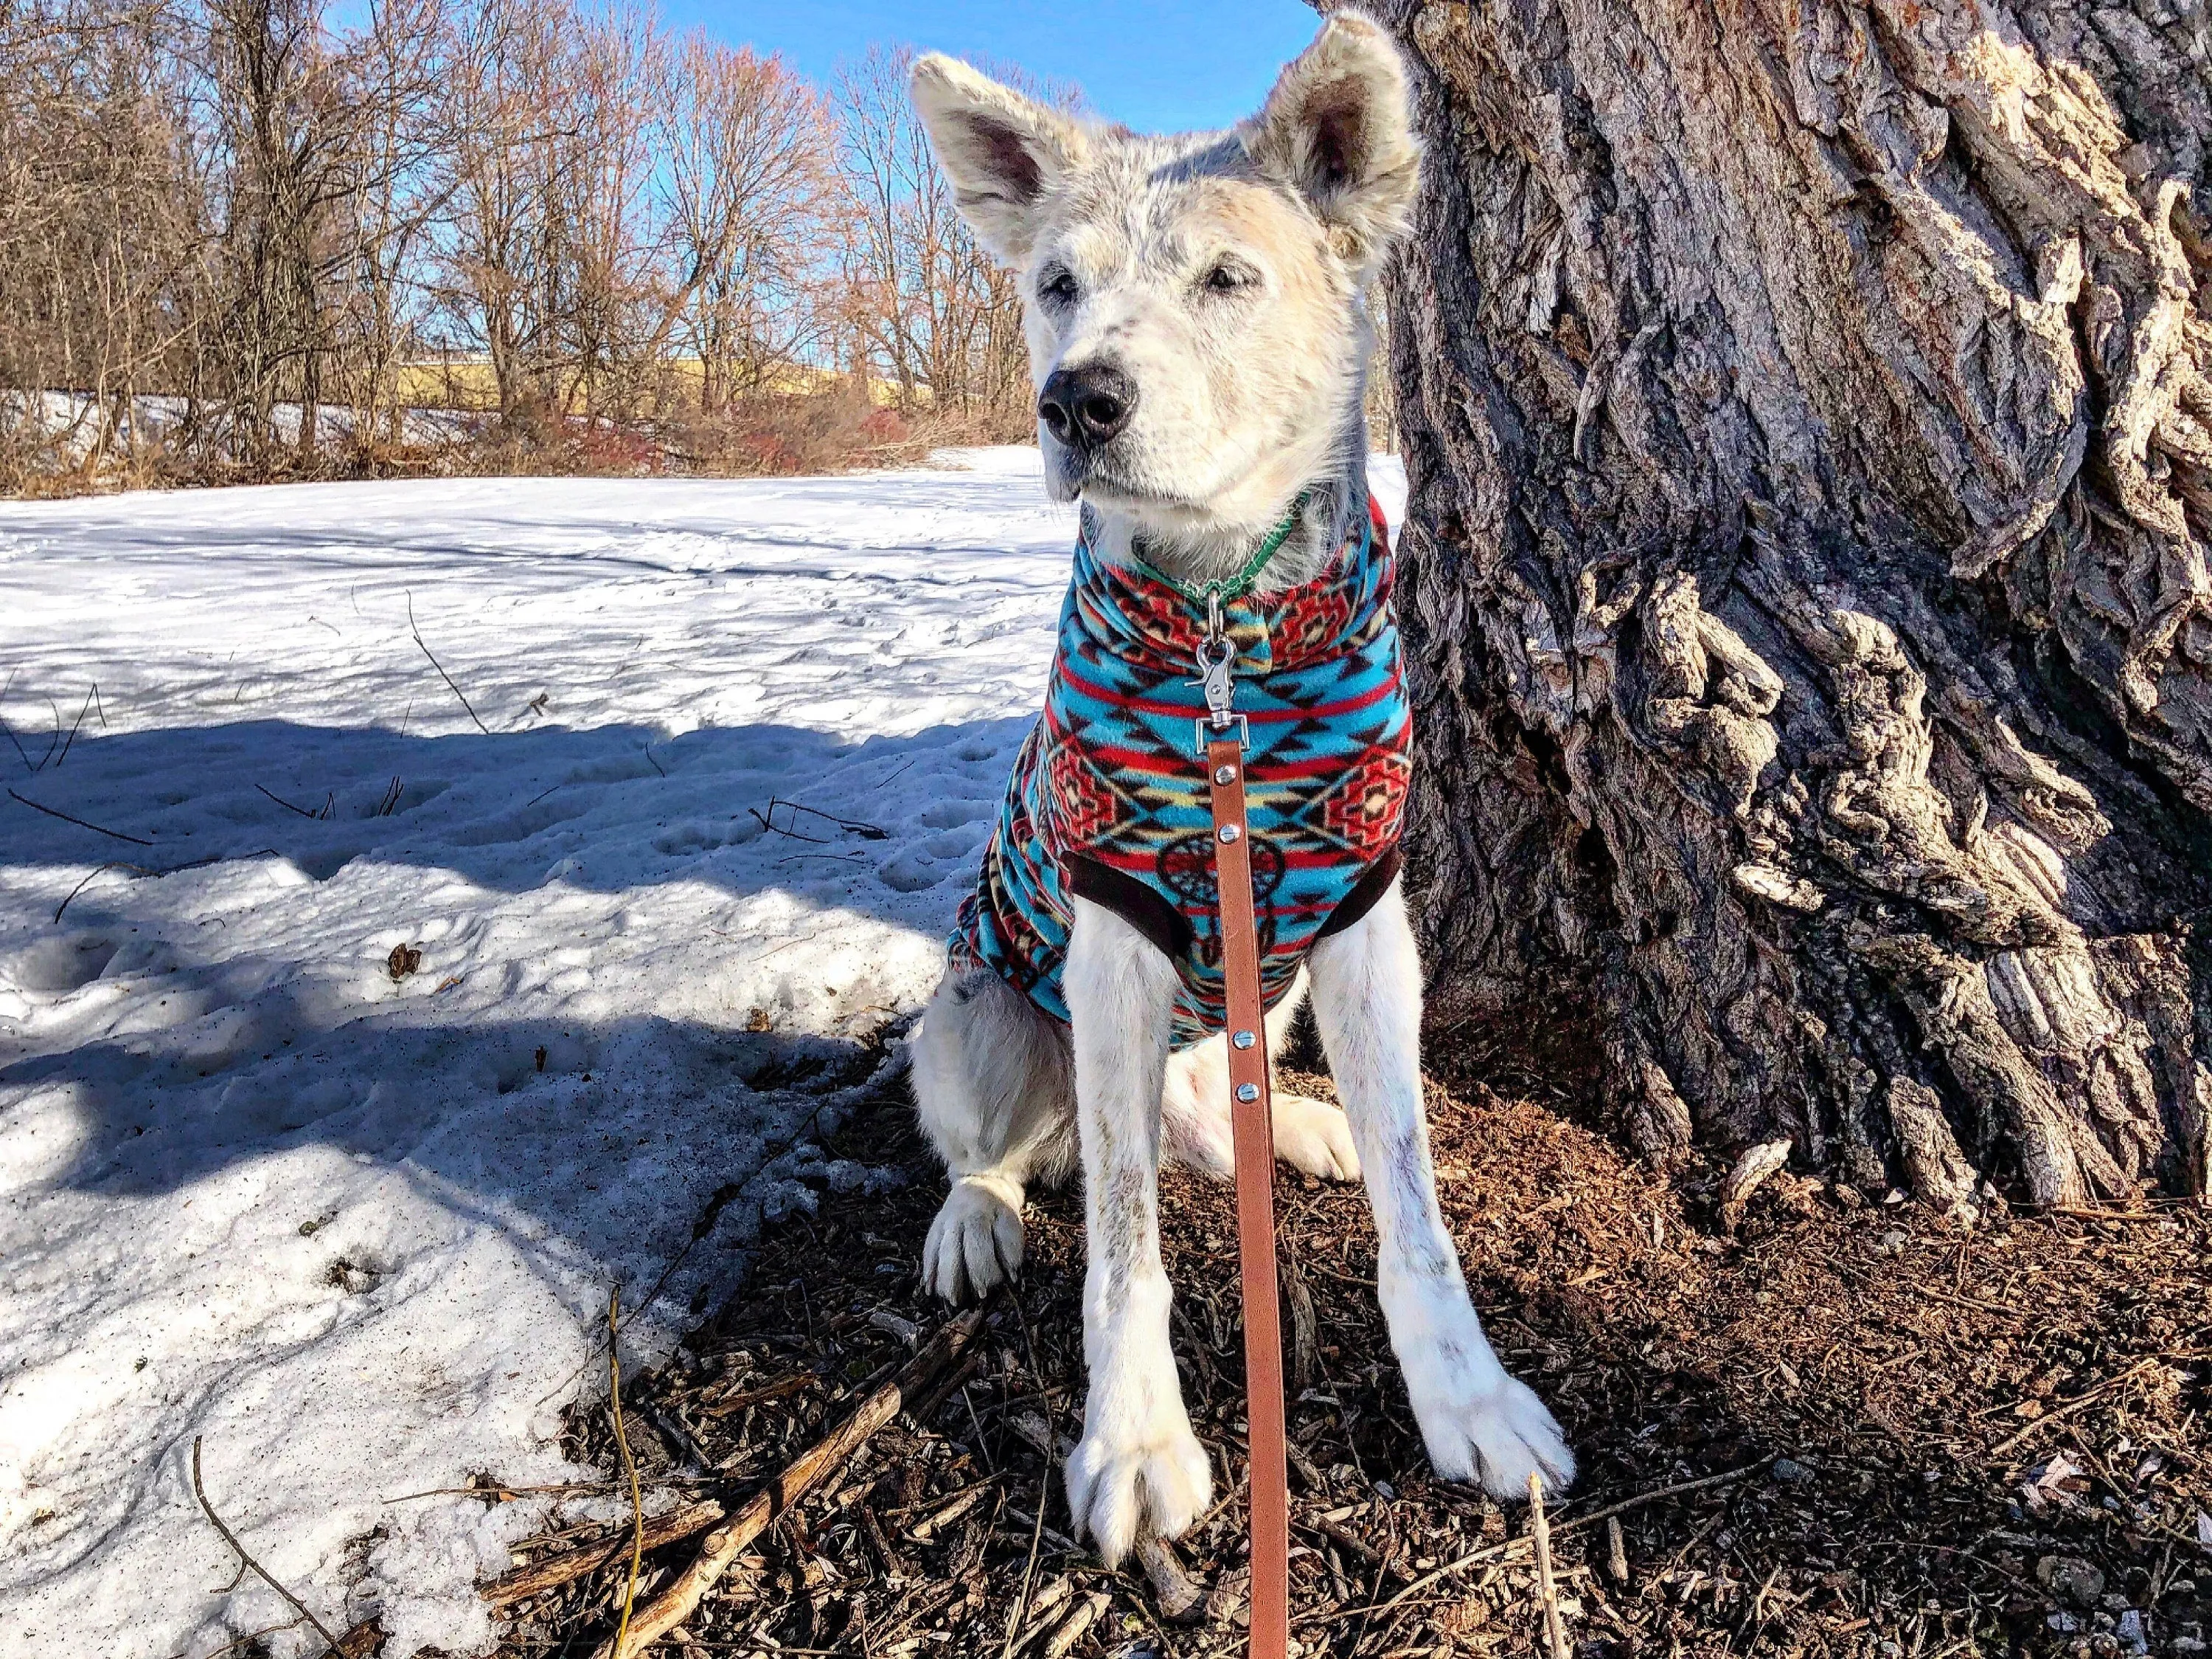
top-left (0, 448), bottom-right (1405, 1657)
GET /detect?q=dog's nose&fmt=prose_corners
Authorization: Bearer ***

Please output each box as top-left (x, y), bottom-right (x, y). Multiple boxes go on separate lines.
top-left (1038, 364), bottom-right (1136, 451)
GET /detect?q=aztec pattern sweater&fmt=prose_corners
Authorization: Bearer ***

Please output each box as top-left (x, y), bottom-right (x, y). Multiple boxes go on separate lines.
top-left (948, 494), bottom-right (1409, 1049)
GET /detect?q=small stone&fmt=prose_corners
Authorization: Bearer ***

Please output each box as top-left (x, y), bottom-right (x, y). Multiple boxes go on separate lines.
top-left (2039, 1556), bottom-right (2107, 1609)
top-left (2116, 1610), bottom-right (2146, 1655)
top-left (1371, 1481), bottom-right (1396, 1500)
top-left (1771, 1458), bottom-right (1812, 1484)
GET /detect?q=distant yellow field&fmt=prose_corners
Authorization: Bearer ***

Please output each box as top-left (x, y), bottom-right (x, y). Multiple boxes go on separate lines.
top-left (390, 360), bottom-right (907, 408)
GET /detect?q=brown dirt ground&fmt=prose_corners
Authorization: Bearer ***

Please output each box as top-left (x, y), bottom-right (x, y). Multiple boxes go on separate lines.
top-left (481, 1057), bottom-right (2211, 1659)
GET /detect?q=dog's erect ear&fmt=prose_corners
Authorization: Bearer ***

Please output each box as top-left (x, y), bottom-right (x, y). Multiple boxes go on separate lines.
top-left (911, 54), bottom-right (1088, 265)
top-left (1243, 13), bottom-right (1419, 274)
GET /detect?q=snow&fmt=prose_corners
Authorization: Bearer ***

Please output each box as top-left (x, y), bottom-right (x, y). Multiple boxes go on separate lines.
top-left (0, 446), bottom-right (1405, 1656)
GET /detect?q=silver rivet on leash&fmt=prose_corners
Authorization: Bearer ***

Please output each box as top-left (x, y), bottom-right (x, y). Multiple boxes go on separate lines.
top-left (1235, 1082), bottom-right (1260, 1102)
top-left (1215, 763), bottom-right (1238, 785)
top-left (1232, 1029), bottom-right (1256, 1049)
top-left (1218, 824), bottom-right (1241, 843)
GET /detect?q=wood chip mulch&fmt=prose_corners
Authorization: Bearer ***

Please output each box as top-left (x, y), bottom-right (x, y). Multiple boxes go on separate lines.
top-left (480, 1054), bottom-right (2211, 1659)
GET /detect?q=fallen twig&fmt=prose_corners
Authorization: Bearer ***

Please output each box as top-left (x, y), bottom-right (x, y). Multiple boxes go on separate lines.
top-left (0, 712), bottom-right (31, 773)
top-left (0, 669), bottom-right (31, 773)
top-left (2051, 1206), bottom-right (2196, 1225)
top-left (1135, 1534), bottom-right (1206, 1623)
top-left (407, 591), bottom-right (490, 734)
top-left (1001, 1295), bottom-right (1054, 1659)
top-left (191, 1436), bottom-right (341, 1656)
top-left (591, 1301), bottom-right (994, 1659)
top-left (1989, 1358), bottom-right (2160, 1458)
top-left (53, 686), bottom-right (95, 767)
top-left (37, 693), bottom-right (61, 770)
top-left (608, 1291), bottom-right (647, 1659)
top-left (255, 782), bottom-right (329, 820)
top-left (1531, 1470), bottom-right (1570, 1659)
top-left (51, 850), bottom-right (262, 922)
top-left (750, 796), bottom-right (888, 842)
top-left (10, 787), bottom-right (154, 845)
top-left (1332, 1459), bottom-right (1767, 1624)
top-left (748, 804), bottom-right (829, 843)
top-left (479, 1501), bottom-right (726, 1607)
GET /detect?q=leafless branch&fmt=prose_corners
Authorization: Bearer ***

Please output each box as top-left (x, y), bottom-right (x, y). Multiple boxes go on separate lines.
top-left (190, 1436), bottom-right (342, 1658)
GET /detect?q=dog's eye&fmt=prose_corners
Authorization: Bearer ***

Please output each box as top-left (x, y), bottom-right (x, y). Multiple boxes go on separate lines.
top-left (1040, 271), bottom-right (1079, 305)
top-left (1204, 263), bottom-right (1249, 293)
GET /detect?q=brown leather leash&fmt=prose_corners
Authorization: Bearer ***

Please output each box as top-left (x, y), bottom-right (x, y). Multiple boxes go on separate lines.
top-left (1195, 612), bottom-right (1290, 1659)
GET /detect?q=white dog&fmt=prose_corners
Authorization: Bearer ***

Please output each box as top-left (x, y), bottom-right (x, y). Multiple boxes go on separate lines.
top-left (905, 13), bottom-right (1574, 1568)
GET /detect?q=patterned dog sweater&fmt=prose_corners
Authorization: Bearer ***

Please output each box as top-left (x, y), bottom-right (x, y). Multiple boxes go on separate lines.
top-left (948, 494), bottom-right (1410, 1048)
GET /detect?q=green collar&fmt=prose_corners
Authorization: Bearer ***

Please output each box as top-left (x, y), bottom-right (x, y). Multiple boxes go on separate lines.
top-left (1124, 487), bottom-right (1317, 609)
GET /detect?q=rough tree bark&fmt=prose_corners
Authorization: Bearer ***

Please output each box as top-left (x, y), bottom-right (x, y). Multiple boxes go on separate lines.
top-left (1364, 0), bottom-right (2212, 1206)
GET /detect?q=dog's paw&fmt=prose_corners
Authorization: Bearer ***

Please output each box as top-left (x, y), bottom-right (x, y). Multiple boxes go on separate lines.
top-left (1272, 1093), bottom-right (1360, 1180)
top-left (922, 1173), bottom-right (1024, 1304)
top-left (1410, 1369), bottom-right (1576, 1498)
top-left (1065, 1413), bottom-right (1212, 1565)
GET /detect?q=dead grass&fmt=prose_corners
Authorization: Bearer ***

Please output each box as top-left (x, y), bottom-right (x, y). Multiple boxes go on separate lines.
top-left (475, 1061), bottom-right (2210, 1659)
top-left (0, 394), bottom-right (1030, 498)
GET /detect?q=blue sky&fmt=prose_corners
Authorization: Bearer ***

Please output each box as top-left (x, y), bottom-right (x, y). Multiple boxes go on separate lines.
top-left (666, 1), bottom-right (1321, 131)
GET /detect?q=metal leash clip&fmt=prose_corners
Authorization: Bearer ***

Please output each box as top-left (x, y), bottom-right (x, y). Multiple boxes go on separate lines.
top-left (1192, 593), bottom-right (1250, 753)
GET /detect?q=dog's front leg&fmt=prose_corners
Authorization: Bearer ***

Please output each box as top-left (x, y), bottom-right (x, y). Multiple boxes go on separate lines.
top-left (1062, 896), bottom-right (1211, 1564)
top-left (1307, 879), bottom-right (1576, 1496)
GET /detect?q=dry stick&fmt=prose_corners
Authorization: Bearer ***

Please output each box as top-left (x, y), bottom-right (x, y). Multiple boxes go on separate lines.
top-left (36, 693), bottom-right (61, 770)
top-left (479, 1502), bottom-right (728, 1607)
top-left (0, 667), bottom-right (28, 773)
top-left (1530, 1471), bottom-right (1570, 1659)
top-left (191, 1436), bottom-right (341, 1658)
top-left (0, 709), bottom-right (32, 773)
top-left (10, 787), bottom-right (154, 844)
top-left (1339, 1460), bottom-right (1768, 1624)
top-left (590, 1300), bottom-right (994, 1659)
top-left (407, 591), bottom-right (489, 734)
top-left (53, 686), bottom-right (94, 767)
top-left (1988, 1359), bottom-right (2160, 1458)
top-left (2052, 1206), bottom-right (2197, 1224)
top-left (256, 782), bottom-right (324, 820)
top-left (54, 860), bottom-right (142, 922)
top-left (1001, 1295), bottom-right (1054, 1659)
top-left (609, 1291), bottom-right (647, 1659)
top-left (52, 850), bottom-right (255, 924)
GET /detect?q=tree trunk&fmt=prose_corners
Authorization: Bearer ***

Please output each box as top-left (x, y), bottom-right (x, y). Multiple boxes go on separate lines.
top-left (1367, 0), bottom-right (2212, 1206)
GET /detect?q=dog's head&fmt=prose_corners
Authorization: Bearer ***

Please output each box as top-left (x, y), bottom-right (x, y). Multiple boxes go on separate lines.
top-left (911, 13), bottom-right (1418, 541)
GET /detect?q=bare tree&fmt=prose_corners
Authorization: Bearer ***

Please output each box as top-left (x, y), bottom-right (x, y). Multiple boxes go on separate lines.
top-left (0, 0), bottom-right (213, 481)
top-left (434, 0), bottom-right (574, 423)
top-left (1, 0), bottom-right (1009, 485)
top-left (830, 44), bottom-right (1032, 430)
top-left (655, 33), bottom-right (830, 408)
